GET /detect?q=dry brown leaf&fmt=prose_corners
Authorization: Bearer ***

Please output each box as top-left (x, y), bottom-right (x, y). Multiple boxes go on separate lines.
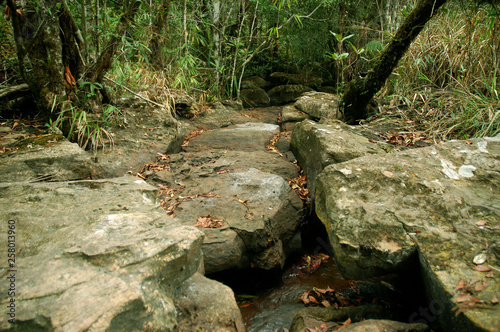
top-left (476, 220), bottom-right (488, 226)
top-left (475, 283), bottom-right (484, 292)
top-left (473, 265), bottom-right (492, 272)
top-left (469, 278), bottom-right (480, 286)
top-left (194, 215), bottom-right (224, 228)
top-left (455, 279), bottom-right (466, 291)
top-left (456, 294), bottom-right (472, 303)
top-left (485, 271), bottom-right (494, 278)
top-left (340, 317), bottom-right (352, 329)
top-left (492, 295), bottom-right (499, 305)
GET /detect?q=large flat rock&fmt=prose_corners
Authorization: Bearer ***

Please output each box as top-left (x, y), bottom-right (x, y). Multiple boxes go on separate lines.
top-left (0, 176), bottom-right (243, 331)
top-left (0, 134), bottom-right (97, 182)
top-left (315, 137), bottom-right (500, 331)
top-left (144, 122), bottom-right (304, 274)
top-left (184, 122), bottom-right (280, 152)
top-left (294, 92), bottom-right (341, 120)
top-left (147, 149), bottom-right (303, 273)
top-left (291, 119), bottom-right (384, 202)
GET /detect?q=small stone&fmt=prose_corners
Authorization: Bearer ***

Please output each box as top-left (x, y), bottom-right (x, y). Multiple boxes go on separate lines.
top-left (473, 253), bottom-right (487, 265)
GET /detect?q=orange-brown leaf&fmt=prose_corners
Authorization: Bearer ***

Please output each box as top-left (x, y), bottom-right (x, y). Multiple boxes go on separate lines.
top-left (473, 265), bottom-right (492, 272)
top-left (455, 279), bottom-right (466, 291)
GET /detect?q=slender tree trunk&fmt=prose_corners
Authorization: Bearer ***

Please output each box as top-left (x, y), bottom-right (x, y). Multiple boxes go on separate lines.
top-left (341, 0), bottom-right (447, 124)
top-left (212, 0), bottom-right (222, 95)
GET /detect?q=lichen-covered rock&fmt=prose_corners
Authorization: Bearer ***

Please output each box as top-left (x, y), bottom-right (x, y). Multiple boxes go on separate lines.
top-left (315, 137), bottom-right (500, 331)
top-left (240, 88), bottom-right (270, 108)
top-left (0, 135), bottom-right (97, 183)
top-left (175, 273), bottom-right (245, 332)
top-left (267, 85), bottom-right (313, 106)
top-left (146, 123), bottom-right (304, 273)
top-left (294, 92), bottom-right (341, 120)
top-left (0, 177), bottom-right (243, 331)
top-left (290, 119), bottom-right (384, 203)
top-left (241, 76), bottom-right (269, 90)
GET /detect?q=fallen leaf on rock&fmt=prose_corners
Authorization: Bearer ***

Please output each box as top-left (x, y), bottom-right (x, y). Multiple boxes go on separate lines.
top-left (455, 279), bottom-right (466, 291)
top-left (288, 174), bottom-right (309, 203)
top-left (473, 265), bottom-right (492, 272)
top-left (456, 294), bottom-right (472, 303)
top-left (340, 318), bottom-right (351, 329)
top-left (492, 295), bottom-right (499, 305)
top-left (471, 296), bottom-right (482, 303)
top-left (476, 220), bottom-right (488, 226)
top-left (475, 283), bottom-right (484, 292)
top-left (469, 278), bottom-right (480, 286)
top-left (194, 215), bottom-right (224, 228)
top-left (485, 271), bottom-right (494, 278)
top-left (382, 170), bottom-right (393, 178)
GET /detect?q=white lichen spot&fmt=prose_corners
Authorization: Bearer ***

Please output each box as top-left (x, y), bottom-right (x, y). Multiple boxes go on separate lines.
top-left (339, 168), bottom-right (352, 175)
top-left (108, 214), bottom-right (117, 221)
top-left (441, 160), bottom-right (459, 180)
top-left (476, 141), bottom-right (488, 153)
top-left (143, 193), bottom-right (153, 204)
top-left (134, 180), bottom-right (145, 184)
top-left (316, 128), bottom-right (332, 134)
top-left (378, 239), bottom-right (402, 253)
top-left (338, 187), bottom-right (348, 192)
top-left (458, 165), bottom-right (476, 178)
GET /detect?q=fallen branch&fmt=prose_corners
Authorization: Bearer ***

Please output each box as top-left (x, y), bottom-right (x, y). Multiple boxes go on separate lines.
top-left (103, 76), bottom-right (170, 110)
top-left (0, 83), bottom-right (30, 101)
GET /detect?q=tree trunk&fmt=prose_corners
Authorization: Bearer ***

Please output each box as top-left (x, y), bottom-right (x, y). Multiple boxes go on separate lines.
top-left (6, 0), bottom-right (82, 116)
top-left (212, 0), bottom-right (222, 96)
top-left (341, 0), bottom-right (447, 124)
top-left (8, 0), bottom-right (141, 117)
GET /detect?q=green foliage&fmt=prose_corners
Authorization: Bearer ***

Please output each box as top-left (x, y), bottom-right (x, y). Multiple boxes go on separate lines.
top-left (388, 1), bottom-right (500, 139)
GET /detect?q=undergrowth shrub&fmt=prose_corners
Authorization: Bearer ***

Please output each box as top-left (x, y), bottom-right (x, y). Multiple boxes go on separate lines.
top-left (388, 1), bottom-right (500, 140)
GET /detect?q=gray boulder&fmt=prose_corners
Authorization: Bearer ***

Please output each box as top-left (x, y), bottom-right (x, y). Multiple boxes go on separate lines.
top-left (294, 92), bottom-right (341, 120)
top-left (172, 167), bottom-right (303, 273)
top-left (290, 119), bottom-right (384, 203)
top-left (241, 76), bottom-right (269, 90)
top-left (315, 137), bottom-right (500, 331)
top-left (175, 273), bottom-right (245, 331)
top-left (0, 135), bottom-right (97, 183)
top-left (267, 85), bottom-right (313, 106)
top-left (184, 122), bottom-right (280, 152)
top-left (240, 88), bottom-right (270, 108)
top-left (146, 122), bottom-right (304, 273)
top-left (0, 176), bottom-right (244, 331)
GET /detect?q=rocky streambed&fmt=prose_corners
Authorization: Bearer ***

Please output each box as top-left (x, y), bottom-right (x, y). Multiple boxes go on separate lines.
top-left (0, 94), bottom-right (499, 331)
